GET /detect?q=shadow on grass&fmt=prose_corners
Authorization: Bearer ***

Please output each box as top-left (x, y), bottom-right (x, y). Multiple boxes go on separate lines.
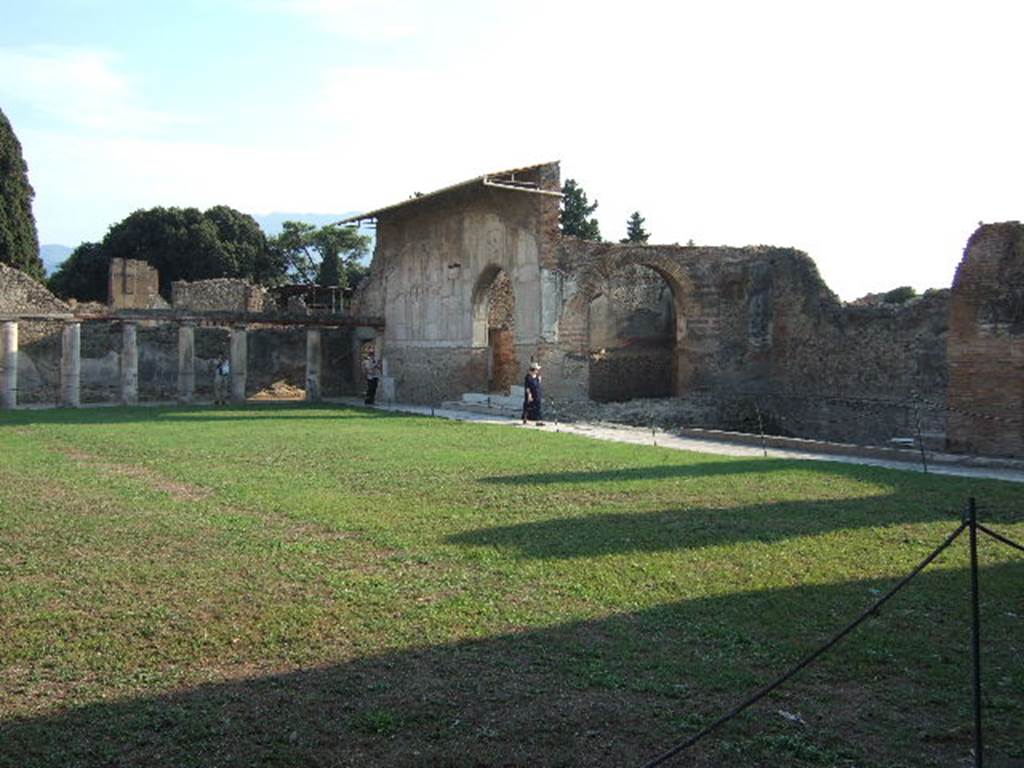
top-left (0, 403), bottom-right (425, 427)
top-left (447, 496), bottom-right (963, 559)
top-left (480, 459), bottom-right (815, 485)
top-left (2, 561), bottom-right (1020, 768)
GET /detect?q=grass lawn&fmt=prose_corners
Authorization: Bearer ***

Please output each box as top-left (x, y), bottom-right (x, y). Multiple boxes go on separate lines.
top-left (0, 404), bottom-right (1021, 767)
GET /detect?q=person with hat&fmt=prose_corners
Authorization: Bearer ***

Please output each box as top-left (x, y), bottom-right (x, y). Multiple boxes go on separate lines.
top-left (522, 361), bottom-right (544, 426)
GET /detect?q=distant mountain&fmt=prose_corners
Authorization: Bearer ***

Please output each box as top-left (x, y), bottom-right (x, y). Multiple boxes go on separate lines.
top-left (40, 244), bottom-right (73, 276)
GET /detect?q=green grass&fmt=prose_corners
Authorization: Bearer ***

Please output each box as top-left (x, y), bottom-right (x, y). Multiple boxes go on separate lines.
top-left (0, 404), bottom-right (1021, 767)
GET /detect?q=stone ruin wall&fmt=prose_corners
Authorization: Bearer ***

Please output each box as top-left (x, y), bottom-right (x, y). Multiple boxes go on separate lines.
top-left (356, 177), bottom-right (559, 404)
top-left (172, 278), bottom-right (270, 314)
top-left (947, 222), bottom-right (1024, 456)
top-left (550, 240), bottom-right (951, 447)
top-left (109, 258), bottom-right (166, 309)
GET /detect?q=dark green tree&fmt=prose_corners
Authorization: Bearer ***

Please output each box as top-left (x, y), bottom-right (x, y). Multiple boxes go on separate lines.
top-left (270, 221), bottom-right (369, 287)
top-left (47, 242), bottom-right (108, 301)
top-left (559, 178), bottom-right (602, 241)
top-left (621, 211), bottom-right (650, 244)
top-left (48, 206), bottom-right (281, 300)
top-left (882, 286), bottom-right (917, 304)
top-left (0, 108), bottom-right (43, 280)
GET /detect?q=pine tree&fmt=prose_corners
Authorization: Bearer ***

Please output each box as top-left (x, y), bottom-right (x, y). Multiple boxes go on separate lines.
top-left (621, 211), bottom-right (650, 244)
top-left (559, 179), bottom-right (602, 241)
top-left (0, 108), bottom-right (43, 280)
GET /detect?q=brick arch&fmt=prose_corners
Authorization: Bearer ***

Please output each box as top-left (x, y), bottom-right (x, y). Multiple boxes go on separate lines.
top-left (470, 263), bottom-right (505, 348)
top-left (566, 249), bottom-right (698, 395)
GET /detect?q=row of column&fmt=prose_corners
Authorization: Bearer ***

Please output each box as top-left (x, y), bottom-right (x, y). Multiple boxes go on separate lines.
top-left (0, 321), bottom-right (325, 409)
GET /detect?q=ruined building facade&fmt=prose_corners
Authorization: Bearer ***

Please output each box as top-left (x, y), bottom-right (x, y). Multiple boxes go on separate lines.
top-left (348, 162), bottom-right (1021, 456)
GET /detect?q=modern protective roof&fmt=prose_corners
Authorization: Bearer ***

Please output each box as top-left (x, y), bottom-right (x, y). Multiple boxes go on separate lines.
top-left (337, 162), bottom-right (561, 225)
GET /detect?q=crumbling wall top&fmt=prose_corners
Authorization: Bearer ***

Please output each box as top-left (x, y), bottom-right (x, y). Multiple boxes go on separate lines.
top-left (0, 263), bottom-right (71, 316)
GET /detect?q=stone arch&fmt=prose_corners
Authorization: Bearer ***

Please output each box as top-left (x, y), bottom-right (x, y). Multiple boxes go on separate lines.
top-left (566, 248), bottom-right (698, 397)
top-left (470, 263), bottom-right (518, 393)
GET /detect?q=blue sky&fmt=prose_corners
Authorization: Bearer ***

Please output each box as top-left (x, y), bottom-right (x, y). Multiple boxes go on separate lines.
top-left (2, 0), bottom-right (1022, 299)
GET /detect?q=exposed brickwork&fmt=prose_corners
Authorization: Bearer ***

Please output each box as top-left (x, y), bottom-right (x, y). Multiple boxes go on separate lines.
top-left (947, 222), bottom-right (1024, 456)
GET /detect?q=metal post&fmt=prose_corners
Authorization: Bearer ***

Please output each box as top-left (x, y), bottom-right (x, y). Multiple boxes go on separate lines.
top-left (968, 497), bottom-right (984, 768)
top-left (915, 404), bottom-right (928, 474)
top-left (755, 403), bottom-right (767, 457)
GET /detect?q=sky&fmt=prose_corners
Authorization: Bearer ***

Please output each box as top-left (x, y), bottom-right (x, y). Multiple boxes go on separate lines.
top-left (1, 0), bottom-right (1022, 300)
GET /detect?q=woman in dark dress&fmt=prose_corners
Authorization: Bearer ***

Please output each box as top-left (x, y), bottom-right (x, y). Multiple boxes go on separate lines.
top-left (522, 361), bottom-right (544, 425)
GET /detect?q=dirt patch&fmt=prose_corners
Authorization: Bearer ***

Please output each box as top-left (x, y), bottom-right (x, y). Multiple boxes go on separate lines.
top-left (250, 380), bottom-right (306, 401)
top-left (61, 447), bottom-right (212, 502)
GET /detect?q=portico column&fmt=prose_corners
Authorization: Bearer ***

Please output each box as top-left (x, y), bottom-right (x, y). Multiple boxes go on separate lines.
top-left (230, 325), bottom-right (247, 403)
top-left (60, 321), bottom-right (81, 407)
top-left (1, 321), bottom-right (18, 410)
top-left (305, 328), bottom-right (322, 402)
top-left (121, 321), bottom-right (138, 405)
top-left (177, 321), bottom-right (196, 403)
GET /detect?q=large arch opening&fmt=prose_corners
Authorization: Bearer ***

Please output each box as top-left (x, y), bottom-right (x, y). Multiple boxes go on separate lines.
top-left (471, 266), bottom-right (517, 394)
top-left (587, 263), bottom-right (677, 402)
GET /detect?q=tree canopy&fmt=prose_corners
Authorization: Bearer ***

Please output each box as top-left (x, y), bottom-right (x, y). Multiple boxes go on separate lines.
top-left (269, 221), bottom-right (370, 288)
top-left (0, 108), bottom-right (43, 281)
top-left (559, 179), bottom-right (602, 241)
top-left (48, 206), bottom-right (281, 301)
top-left (621, 211), bottom-right (650, 244)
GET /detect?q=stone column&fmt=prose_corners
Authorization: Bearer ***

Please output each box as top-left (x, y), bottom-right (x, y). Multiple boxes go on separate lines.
top-left (230, 325), bottom-right (247, 403)
top-left (306, 328), bottom-right (322, 402)
top-left (120, 322), bottom-right (139, 405)
top-left (61, 321), bottom-right (81, 408)
top-left (177, 322), bottom-right (196, 403)
top-left (1, 321), bottom-right (18, 410)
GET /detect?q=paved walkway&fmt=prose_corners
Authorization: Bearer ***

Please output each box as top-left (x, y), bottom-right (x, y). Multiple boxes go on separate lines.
top-left (339, 398), bottom-right (1024, 484)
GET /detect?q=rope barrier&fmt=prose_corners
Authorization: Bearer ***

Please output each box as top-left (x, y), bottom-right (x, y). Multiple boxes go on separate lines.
top-left (639, 520), bottom-right (968, 767)
top-left (977, 524), bottom-right (1024, 554)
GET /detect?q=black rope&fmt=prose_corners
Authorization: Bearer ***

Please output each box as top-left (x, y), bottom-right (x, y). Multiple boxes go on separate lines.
top-left (639, 521), bottom-right (968, 768)
top-left (977, 523), bottom-right (1024, 554)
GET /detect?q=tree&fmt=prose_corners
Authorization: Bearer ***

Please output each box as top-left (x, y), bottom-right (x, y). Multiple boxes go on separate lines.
top-left (621, 211), bottom-right (650, 244)
top-left (48, 242), bottom-right (108, 302)
top-left (882, 286), bottom-right (917, 304)
top-left (48, 205), bottom-right (282, 300)
top-left (270, 221), bottom-right (369, 287)
top-left (0, 108), bottom-right (43, 280)
top-left (559, 178), bottom-right (602, 241)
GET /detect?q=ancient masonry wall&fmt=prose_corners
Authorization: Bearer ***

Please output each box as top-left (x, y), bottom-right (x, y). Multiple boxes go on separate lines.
top-left (947, 222), bottom-right (1024, 456)
top-left (172, 278), bottom-right (269, 313)
top-left (553, 240), bottom-right (950, 446)
top-left (358, 180), bottom-right (551, 403)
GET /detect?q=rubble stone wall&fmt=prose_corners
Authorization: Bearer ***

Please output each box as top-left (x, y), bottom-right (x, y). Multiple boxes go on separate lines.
top-left (0, 264), bottom-right (70, 315)
top-left (547, 239), bottom-right (950, 446)
top-left (172, 278), bottom-right (269, 313)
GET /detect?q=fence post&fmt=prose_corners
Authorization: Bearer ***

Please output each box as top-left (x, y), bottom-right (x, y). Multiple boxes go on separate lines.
top-left (914, 403), bottom-right (928, 474)
top-left (755, 403), bottom-right (767, 457)
top-left (967, 497), bottom-right (984, 768)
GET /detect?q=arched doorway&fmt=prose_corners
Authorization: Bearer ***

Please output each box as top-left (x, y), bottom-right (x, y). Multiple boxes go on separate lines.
top-left (587, 263), bottom-right (676, 401)
top-left (471, 266), bottom-right (517, 394)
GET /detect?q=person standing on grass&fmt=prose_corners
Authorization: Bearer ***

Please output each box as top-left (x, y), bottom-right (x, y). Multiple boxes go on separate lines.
top-left (213, 355), bottom-right (230, 405)
top-left (522, 361), bottom-right (544, 425)
top-left (362, 344), bottom-right (381, 405)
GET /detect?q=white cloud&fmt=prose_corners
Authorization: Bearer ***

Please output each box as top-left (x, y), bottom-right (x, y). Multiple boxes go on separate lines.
top-left (0, 46), bottom-right (181, 135)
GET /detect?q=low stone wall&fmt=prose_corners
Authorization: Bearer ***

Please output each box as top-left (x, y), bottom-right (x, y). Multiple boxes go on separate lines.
top-left (172, 279), bottom-right (269, 313)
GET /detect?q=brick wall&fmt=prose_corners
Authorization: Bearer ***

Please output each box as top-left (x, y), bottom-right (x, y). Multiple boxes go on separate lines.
top-left (947, 222), bottom-right (1024, 456)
